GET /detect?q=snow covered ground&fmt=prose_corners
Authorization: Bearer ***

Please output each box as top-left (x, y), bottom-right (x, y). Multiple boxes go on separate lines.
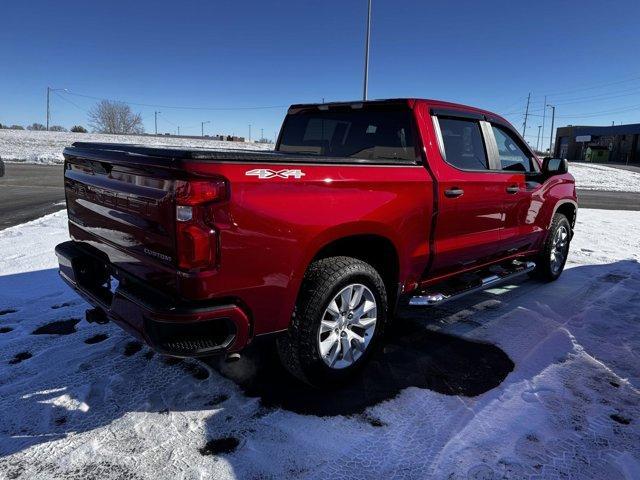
top-left (570, 162), bottom-right (640, 193)
top-left (0, 129), bottom-right (272, 165)
top-left (0, 210), bottom-right (639, 479)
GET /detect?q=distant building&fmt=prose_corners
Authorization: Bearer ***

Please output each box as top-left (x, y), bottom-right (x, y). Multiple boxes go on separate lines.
top-left (554, 123), bottom-right (640, 164)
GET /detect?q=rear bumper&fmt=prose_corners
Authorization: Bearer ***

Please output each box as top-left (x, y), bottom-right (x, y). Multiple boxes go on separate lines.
top-left (55, 241), bottom-right (251, 357)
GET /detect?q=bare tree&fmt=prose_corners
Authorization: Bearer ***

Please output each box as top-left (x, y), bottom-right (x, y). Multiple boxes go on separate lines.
top-left (27, 123), bottom-right (46, 131)
top-left (88, 100), bottom-right (144, 135)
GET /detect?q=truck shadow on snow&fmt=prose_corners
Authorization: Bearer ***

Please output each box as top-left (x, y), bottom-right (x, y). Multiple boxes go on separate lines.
top-left (0, 260), bottom-right (637, 464)
top-left (212, 321), bottom-right (514, 417)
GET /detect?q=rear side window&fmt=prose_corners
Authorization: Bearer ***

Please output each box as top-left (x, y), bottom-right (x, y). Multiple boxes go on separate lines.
top-left (492, 125), bottom-right (533, 172)
top-left (438, 118), bottom-right (489, 170)
top-left (278, 108), bottom-right (416, 162)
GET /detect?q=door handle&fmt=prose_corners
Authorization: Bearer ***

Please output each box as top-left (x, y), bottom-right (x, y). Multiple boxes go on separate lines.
top-left (444, 188), bottom-right (464, 198)
top-left (506, 185), bottom-right (519, 194)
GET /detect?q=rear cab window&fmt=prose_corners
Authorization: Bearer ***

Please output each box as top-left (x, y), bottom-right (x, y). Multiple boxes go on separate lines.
top-left (278, 105), bottom-right (417, 163)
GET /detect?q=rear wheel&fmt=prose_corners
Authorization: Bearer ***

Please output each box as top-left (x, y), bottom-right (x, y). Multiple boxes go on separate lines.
top-left (277, 256), bottom-right (388, 387)
top-left (531, 213), bottom-right (571, 282)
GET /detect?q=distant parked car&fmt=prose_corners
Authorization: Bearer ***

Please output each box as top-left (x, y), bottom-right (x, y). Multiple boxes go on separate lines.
top-left (0, 157), bottom-right (4, 177)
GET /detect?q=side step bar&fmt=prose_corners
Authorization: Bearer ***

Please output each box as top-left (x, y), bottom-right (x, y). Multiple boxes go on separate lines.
top-left (409, 261), bottom-right (536, 307)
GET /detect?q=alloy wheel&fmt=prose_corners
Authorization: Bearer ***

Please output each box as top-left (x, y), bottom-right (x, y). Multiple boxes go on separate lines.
top-left (317, 283), bottom-right (377, 369)
top-left (550, 225), bottom-right (569, 274)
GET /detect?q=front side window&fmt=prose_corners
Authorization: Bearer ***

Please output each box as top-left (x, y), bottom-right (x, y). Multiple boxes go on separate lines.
top-left (492, 126), bottom-right (533, 172)
top-left (438, 118), bottom-right (489, 170)
top-left (278, 107), bottom-right (416, 162)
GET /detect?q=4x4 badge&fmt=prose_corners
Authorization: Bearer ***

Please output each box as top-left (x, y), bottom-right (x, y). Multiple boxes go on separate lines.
top-left (245, 168), bottom-right (305, 179)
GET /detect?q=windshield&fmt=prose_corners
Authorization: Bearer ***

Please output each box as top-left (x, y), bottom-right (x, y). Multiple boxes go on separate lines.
top-left (278, 106), bottom-right (417, 162)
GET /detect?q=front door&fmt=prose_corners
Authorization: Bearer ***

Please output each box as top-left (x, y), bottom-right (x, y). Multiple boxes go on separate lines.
top-left (488, 123), bottom-right (545, 255)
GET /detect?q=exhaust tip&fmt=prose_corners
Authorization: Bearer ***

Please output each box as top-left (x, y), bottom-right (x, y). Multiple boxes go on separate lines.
top-left (225, 353), bottom-right (241, 363)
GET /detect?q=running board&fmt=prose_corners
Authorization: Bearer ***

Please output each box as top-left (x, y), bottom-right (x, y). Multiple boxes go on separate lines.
top-left (409, 260), bottom-right (536, 307)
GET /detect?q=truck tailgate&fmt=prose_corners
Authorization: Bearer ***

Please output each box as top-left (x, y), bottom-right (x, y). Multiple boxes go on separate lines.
top-left (64, 146), bottom-right (182, 292)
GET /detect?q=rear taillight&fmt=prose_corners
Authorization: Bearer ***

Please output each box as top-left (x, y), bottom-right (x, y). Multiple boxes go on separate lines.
top-left (175, 179), bottom-right (227, 271)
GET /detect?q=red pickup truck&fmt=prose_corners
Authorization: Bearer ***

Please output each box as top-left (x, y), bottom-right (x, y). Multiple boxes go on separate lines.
top-left (56, 99), bottom-right (577, 386)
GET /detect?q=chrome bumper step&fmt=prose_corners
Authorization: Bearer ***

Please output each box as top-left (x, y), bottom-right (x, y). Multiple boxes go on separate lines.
top-left (409, 260), bottom-right (536, 307)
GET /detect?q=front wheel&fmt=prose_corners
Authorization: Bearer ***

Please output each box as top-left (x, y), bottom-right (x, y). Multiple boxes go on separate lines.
top-left (531, 213), bottom-right (572, 282)
top-left (277, 256), bottom-right (388, 387)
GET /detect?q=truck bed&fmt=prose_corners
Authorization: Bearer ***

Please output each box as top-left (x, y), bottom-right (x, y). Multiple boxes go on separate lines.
top-left (66, 142), bottom-right (418, 166)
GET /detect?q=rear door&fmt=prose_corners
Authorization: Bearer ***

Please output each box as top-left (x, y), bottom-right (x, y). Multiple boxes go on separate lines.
top-left (426, 112), bottom-right (507, 279)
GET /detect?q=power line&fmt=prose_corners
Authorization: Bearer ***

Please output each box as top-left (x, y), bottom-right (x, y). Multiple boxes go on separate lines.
top-left (498, 74), bottom-right (640, 116)
top-left (524, 103), bottom-right (640, 119)
top-left (518, 74), bottom-right (640, 104)
top-left (52, 91), bottom-right (90, 114)
top-left (533, 74), bottom-right (640, 99)
top-left (511, 88), bottom-right (640, 114)
top-left (60, 90), bottom-right (289, 111)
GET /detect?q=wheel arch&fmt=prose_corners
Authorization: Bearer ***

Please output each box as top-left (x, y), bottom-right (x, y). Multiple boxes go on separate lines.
top-left (552, 200), bottom-right (578, 231)
top-left (306, 232), bottom-right (401, 305)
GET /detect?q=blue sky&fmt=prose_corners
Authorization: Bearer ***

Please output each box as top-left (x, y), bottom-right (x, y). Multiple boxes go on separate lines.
top-left (1, 0), bottom-right (639, 145)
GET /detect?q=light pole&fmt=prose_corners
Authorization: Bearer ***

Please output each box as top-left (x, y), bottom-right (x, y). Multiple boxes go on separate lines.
top-left (154, 111), bottom-right (161, 135)
top-left (547, 104), bottom-right (556, 156)
top-left (362, 0), bottom-right (372, 101)
top-left (46, 87), bottom-right (68, 131)
top-left (201, 121), bottom-right (210, 137)
top-left (536, 125), bottom-right (542, 152)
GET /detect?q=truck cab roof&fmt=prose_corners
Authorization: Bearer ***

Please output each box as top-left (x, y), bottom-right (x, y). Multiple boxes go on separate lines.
top-left (288, 98), bottom-right (511, 126)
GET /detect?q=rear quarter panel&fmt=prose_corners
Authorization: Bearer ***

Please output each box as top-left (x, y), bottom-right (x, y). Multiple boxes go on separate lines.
top-left (184, 161), bottom-right (433, 335)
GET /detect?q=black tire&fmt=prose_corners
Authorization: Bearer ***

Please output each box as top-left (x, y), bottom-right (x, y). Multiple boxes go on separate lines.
top-left (530, 213), bottom-right (572, 282)
top-left (277, 256), bottom-right (388, 388)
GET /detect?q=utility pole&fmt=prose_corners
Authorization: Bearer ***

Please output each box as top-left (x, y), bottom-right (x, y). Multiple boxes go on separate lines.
top-left (154, 111), bottom-right (161, 135)
top-left (541, 95), bottom-right (547, 153)
top-left (46, 87), bottom-right (67, 131)
top-left (261, 128), bottom-right (264, 141)
top-left (362, 0), bottom-right (372, 101)
top-left (547, 104), bottom-right (556, 156)
top-left (536, 125), bottom-right (542, 152)
top-left (522, 92), bottom-right (531, 137)
top-left (46, 87), bottom-right (50, 131)
top-left (201, 120), bottom-right (210, 137)
top-left (249, 124), bottom-right (252, 142)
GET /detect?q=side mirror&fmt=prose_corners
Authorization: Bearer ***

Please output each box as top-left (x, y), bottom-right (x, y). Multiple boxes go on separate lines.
top-left (542, 157), bottom-right (568, 175)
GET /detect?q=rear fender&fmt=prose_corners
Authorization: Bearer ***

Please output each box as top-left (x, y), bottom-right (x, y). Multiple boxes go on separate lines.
top-left (295, 221), bottom-right (402, 283)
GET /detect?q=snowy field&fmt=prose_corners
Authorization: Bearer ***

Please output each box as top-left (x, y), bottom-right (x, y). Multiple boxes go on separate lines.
top-left (0, 209), bottom-right (638, 479)
top-left (570, 162), bottom-right (640, 193)
top-left (0, 129), bottom-right (273, 164)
